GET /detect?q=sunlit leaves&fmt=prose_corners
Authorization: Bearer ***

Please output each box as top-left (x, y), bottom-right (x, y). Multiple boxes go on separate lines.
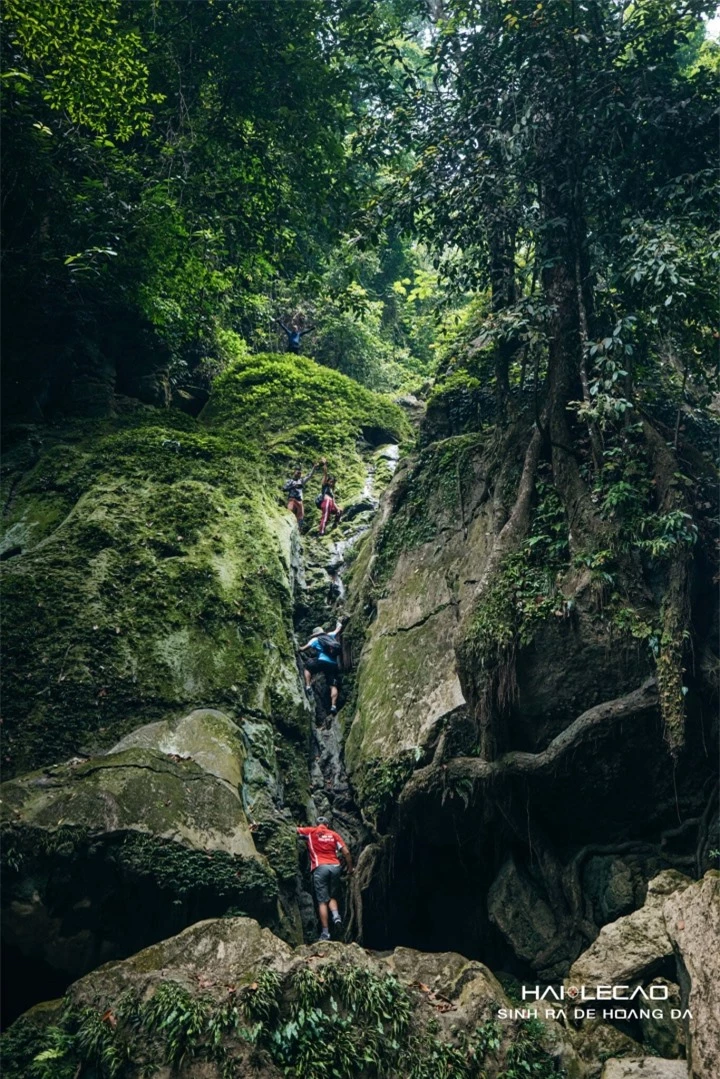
top-left (3, 0), bottom-right (158, 140)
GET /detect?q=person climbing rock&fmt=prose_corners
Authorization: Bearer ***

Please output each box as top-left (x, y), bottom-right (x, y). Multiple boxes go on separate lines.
top-left (317, 459), bottom-right (342, 536)
top-left (276, 316), bottom-right (315, 354)
top-left (282, 463), bottom-right (318, 527)
top-left (299, 619), bottom-right (343, 716)
top-left (297, 816), bottom-right (353, 941)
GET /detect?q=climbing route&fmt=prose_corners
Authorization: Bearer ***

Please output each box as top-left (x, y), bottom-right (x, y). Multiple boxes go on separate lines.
top-left (290, 442), bottom-right (400, 936)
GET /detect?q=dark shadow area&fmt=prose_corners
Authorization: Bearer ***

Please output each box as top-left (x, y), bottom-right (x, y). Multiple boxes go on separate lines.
top-left (1, 832), bottom-right (279, 1020)
top-left (1, 943), bottom-right (70, 1029)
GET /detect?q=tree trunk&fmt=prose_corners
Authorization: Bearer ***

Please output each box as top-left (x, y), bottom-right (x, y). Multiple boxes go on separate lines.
top-left (541, 188), bottom-right (598, 547)
top-left (489, 222), bottom-right (516, 419)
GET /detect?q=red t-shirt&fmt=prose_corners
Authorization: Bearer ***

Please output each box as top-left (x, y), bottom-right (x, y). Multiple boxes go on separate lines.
top-left (297, 826), bottom-right (345, 871)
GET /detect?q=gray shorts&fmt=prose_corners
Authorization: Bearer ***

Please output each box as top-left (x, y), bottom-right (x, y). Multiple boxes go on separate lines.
top-left (312, 863), bottom-right (342, 904)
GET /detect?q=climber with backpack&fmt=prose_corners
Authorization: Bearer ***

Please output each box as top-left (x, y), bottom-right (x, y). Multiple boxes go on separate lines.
top-left (299, 619), bottom-right (343, 716)
top-left (316, 459), bottom-right (342, 536)
top-left (297, 816), bottom-right (353, 941)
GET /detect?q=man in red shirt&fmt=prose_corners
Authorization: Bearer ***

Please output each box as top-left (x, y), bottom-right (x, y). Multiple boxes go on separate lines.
top-left (297, 817), bottom-right (353, 941)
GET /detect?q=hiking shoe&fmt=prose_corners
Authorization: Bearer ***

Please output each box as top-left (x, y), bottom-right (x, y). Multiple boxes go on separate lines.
top-left (305, 686), bottom-right (314, 698)
top-left (332, 914), bottom-right (342, 928)
top-left (329, 705), bottom-right (337, 715)
top-left (319, 928), bottom-right (331, 942)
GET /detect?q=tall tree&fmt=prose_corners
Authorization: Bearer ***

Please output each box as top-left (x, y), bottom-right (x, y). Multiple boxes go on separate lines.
top-left (1, 0), bottom-right (409, 414)
top-left (386, 0), bottom-right (718, 753)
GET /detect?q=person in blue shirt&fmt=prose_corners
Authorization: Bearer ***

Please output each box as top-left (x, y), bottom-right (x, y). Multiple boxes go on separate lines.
top-left (299, 620), bottom-right (343, 716)
top-left (276, 316), bottom-right (315, 354)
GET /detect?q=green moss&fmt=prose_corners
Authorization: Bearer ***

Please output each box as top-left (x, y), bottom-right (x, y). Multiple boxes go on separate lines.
top-left (0, 823), bottom-right (89, 872)
top-left (2, 352), bottom-right (409, 775)
top-left (424, 361), bottom-right (496, 440)
top-left (356, 752), bottom-right (420, 825)
top-left (1, 823), bottom-right (278, 919)
top-left (111, 832), bottom-right (277, 905)
top-left (464, 474), bottom-right (570, 663)
top-left (274, 738), bottom-right (311, 819)
top-left (207, 350), bottom-right (408, 477)
top-left (372, 435), bottom-right (485, 589)
top-left (253, 821), bottom-right (298, 884)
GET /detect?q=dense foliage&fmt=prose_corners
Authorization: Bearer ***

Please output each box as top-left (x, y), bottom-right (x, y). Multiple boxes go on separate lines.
top-left (373, 0), bottom-right (719, 751)
top-left (1, 0), bottom-right (718, 1063)
top-left (1, 0), bottom-right (442, 408)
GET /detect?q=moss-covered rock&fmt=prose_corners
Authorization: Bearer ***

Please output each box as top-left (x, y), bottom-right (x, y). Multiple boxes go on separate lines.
top-left (203, 351), bottom-right (408, 495)
top-left (566, 871), bottom-right (693, 989)
top-left (1, 353), bottom-right (407, 776)
top-left (1, 916), bottom-right (582, 1079)
top-left (1, 416), bottom-right (302, 774)
top-left (344, 435), bottom-right (494, 779)
top-left (0, 709), bottom-right (289, 988)
top-left (112, 708), bottom-right (247, 789)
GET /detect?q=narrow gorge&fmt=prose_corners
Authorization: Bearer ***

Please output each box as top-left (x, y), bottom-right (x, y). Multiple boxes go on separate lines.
top-left (2, 2), bottom-right (718, 1077)
top-left (2, 350), bottom-right (718, 1078)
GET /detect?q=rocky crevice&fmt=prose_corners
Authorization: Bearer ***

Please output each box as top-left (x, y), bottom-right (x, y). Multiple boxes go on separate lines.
top-left (1, 383), bottom-right (717, 1076)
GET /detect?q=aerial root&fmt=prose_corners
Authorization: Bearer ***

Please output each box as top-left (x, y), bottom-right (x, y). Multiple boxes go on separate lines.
top-left (401, 677), bottom-right (658, 804)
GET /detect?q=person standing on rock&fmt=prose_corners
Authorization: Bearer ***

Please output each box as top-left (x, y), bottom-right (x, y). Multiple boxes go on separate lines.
top-left (299, 619), bottom-right (343, 716)
top-left (297, 816), bottom-right (353, 941)
top-left (276, 316), bottom-right (315, 355)
top-left (317, 459), bottom-right (342, 536)
top-left (282, 463), bottom-right (319, 528)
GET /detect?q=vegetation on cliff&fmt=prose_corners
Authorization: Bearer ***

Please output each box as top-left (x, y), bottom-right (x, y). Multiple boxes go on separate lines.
top-left (1, 352), bottom-right (405, 776)
top-left (1, 0), bottom-right (718, 1073)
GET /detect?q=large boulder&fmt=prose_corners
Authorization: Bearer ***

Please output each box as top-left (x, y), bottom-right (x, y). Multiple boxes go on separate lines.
top-left (663, 871), bottom-right (720, 1079)
top-left (2, 355), bottom-right (407, 778)
top-left (0, 417), bottom-right (307, 777)
top-left (487, 857), bottom-right (567, 979)
top-left (566, 871), bottom-right (693, 987)
top-left (2, 917), bottom-right (582, 1079)
top-left (111, 707), bottom-right (248, 790)
top-left (0, 711), bottom-right (285, 1003)
top-left (567, 870), bottom-right (720, 1078)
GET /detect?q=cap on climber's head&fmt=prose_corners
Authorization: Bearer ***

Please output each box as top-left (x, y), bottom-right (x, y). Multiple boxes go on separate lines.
top-left (312, 626), bottom-right (324, 636)
top-left (316, 816), bottom-right (329, 825)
